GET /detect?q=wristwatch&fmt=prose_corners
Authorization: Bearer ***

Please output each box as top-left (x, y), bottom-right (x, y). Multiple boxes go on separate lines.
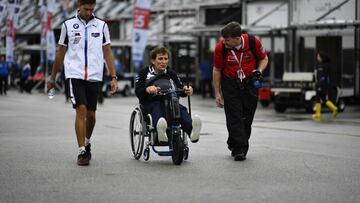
top-left (111, 75), bottom-right (118, 80)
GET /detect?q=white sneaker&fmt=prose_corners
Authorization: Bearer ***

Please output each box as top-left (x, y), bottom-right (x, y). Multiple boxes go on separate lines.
top-left (190, 115), bottom-right (201, 143)
top-left (156, 117), bottom-right (168, 142)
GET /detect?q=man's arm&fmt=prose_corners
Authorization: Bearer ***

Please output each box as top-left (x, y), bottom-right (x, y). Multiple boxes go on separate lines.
top-left (103, 44), bottom-right (116, 77)
top-left (50, 45), bottom-right (66, 80)
top-left (254, 37), bottom-right (268, 74)
top-left (213, 67), bottom-right (223, 108)
top-left (103, 44), bottom-right (118, 94)
top-left (257, 55), bottom-right (268, 74)
top-left (47, 45), bottom-right (67, 91)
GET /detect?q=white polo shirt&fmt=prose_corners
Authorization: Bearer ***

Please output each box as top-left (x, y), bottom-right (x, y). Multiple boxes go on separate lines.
top-left (59, 11), bottom-right (111, 81)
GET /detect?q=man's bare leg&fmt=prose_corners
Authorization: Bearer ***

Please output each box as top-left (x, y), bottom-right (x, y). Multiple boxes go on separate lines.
top-left (75, 105), bottom-right (89, 165)
top-left (86, 111), bottom-right (96, 139)
top-left (75, 105), bottom-right (87, 147)
top-left (84, 110), bottom-right (96, 161)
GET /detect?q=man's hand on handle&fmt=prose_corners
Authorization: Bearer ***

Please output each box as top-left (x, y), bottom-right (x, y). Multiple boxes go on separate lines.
top-left (146, 85), bottom-right (160, 95)
top-left (184, 86), bottom-right (193, 96)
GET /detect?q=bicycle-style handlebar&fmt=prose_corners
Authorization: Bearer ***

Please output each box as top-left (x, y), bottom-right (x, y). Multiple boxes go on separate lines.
top-left (155, 88), bottom-right (185, 96)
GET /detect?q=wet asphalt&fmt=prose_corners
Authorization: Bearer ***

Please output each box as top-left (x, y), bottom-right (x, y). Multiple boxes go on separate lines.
top-left (0, 89), bottom-right (359, 203)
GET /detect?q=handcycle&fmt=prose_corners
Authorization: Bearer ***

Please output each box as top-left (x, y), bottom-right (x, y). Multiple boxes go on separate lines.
top-left (129, 88), bottom-right (190, 165)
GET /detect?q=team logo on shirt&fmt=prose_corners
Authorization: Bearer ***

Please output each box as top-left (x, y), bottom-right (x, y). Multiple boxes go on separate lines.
top-left (91, 33), bottom-right (100, 37)
top-left (73, 36), bottom-right (81, 44)
top-left (243, 54), bottom-right (251, 59)
top-left (73, 32), bottom-right (81, 44)
top-left (73, 23), bottom-right (79, 29)
top-left (73, 37), bottom-right (81, 44)
top-left (226, 55), bottom-right (237, 62)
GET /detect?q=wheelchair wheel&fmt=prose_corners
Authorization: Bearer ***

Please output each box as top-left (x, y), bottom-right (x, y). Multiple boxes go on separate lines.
top-left (129, 107), bottom-right (145, 160)
top-left (172, 133), bottom-right (184, 165)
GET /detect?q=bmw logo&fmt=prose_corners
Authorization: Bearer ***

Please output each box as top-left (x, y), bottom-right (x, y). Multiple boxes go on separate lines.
top-left (73, 24), bottom-right (79, 29)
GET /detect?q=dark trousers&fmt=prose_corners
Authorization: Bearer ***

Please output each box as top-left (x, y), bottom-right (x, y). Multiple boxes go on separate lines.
top-left (64, 78), bottom-right (70, 101)
top-left (0, 75), bottom-right (8, 95)
top-left (97, 82), bottom-right (104, 104)
top-left (144, 100), bottom-right (193, 135)
top-left (20, 78), bottom-right (32, 93)
top-left (315, 84), bottom-right (328, 103)
top-left (221, 77), bottom-right (258, 155)
top-left (315, 91), bottom-right (327, 103)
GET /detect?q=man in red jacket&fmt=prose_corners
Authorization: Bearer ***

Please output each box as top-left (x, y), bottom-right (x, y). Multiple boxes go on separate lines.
top-left (213, 22), bottom-right (268, 161)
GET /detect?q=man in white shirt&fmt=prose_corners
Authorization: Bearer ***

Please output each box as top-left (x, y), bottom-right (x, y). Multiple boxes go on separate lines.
top-left (47, 0), bottom-right (118, 166)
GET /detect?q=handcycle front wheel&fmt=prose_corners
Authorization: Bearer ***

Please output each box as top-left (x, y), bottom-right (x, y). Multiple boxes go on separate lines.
top-left (183, 147), bottom-right (189, 160)
top-left (172, 133), bottom-right (184, 165)
top-left (129, 107), bottom-right (145, 160)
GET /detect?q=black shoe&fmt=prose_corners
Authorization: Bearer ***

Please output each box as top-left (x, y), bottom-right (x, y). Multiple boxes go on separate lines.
top-left (77, 151), bottom-right (89, 166)
top-left (233, 152), bottom-right (246, 161)
top-left (85, 143), bottom-right (92, 160)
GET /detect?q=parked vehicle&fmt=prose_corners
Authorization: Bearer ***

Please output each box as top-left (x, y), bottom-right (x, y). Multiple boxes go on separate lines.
top-left (271, 72), bottom-right (351, 113)
top-left (102, 73), bottom-right (134, 97)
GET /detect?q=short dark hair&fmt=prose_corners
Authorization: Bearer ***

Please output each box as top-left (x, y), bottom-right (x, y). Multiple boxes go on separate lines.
top-left (150, 46), bottom-right (170, 60)
top-left (78, 0), bottom-right (96, 5)
top-left (221, 21), bottom-right (242, 38)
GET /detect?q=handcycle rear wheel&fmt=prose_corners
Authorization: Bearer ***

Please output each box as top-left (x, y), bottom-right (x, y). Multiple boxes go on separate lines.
top-left (129, 107), bottom-right (145, 160)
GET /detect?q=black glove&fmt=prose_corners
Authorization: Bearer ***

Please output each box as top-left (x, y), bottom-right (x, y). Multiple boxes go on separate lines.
top-left (251, 70), bottom-right (264, 81)
top-left (251, 70), bottom-right (263, 88)
top-left (251, 70), bottom-right (263, 81)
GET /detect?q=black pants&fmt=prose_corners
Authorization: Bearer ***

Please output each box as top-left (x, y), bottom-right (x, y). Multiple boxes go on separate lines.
top-left (67, 78), bottom-right (101, 111)
top-left (315, 84), bottom-right (327, 103)
top-left (221, 77), bottom-right (258, 155)
top-left (20, 78), bottom-right (32, 93)
top-left (0, 75), bottom-right (8, 95)
top-left (144, 100), bottom-right (192, 135)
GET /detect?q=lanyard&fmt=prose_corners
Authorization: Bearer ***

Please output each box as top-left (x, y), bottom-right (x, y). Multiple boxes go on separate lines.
top-left (230, 35), bottom-right (245, 81)
top-left (231, 50), bottom-right (245, 82)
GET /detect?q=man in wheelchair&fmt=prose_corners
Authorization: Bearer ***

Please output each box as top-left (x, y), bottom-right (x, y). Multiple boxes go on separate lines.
top-left (135, 46), bottom-right (201, 144)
